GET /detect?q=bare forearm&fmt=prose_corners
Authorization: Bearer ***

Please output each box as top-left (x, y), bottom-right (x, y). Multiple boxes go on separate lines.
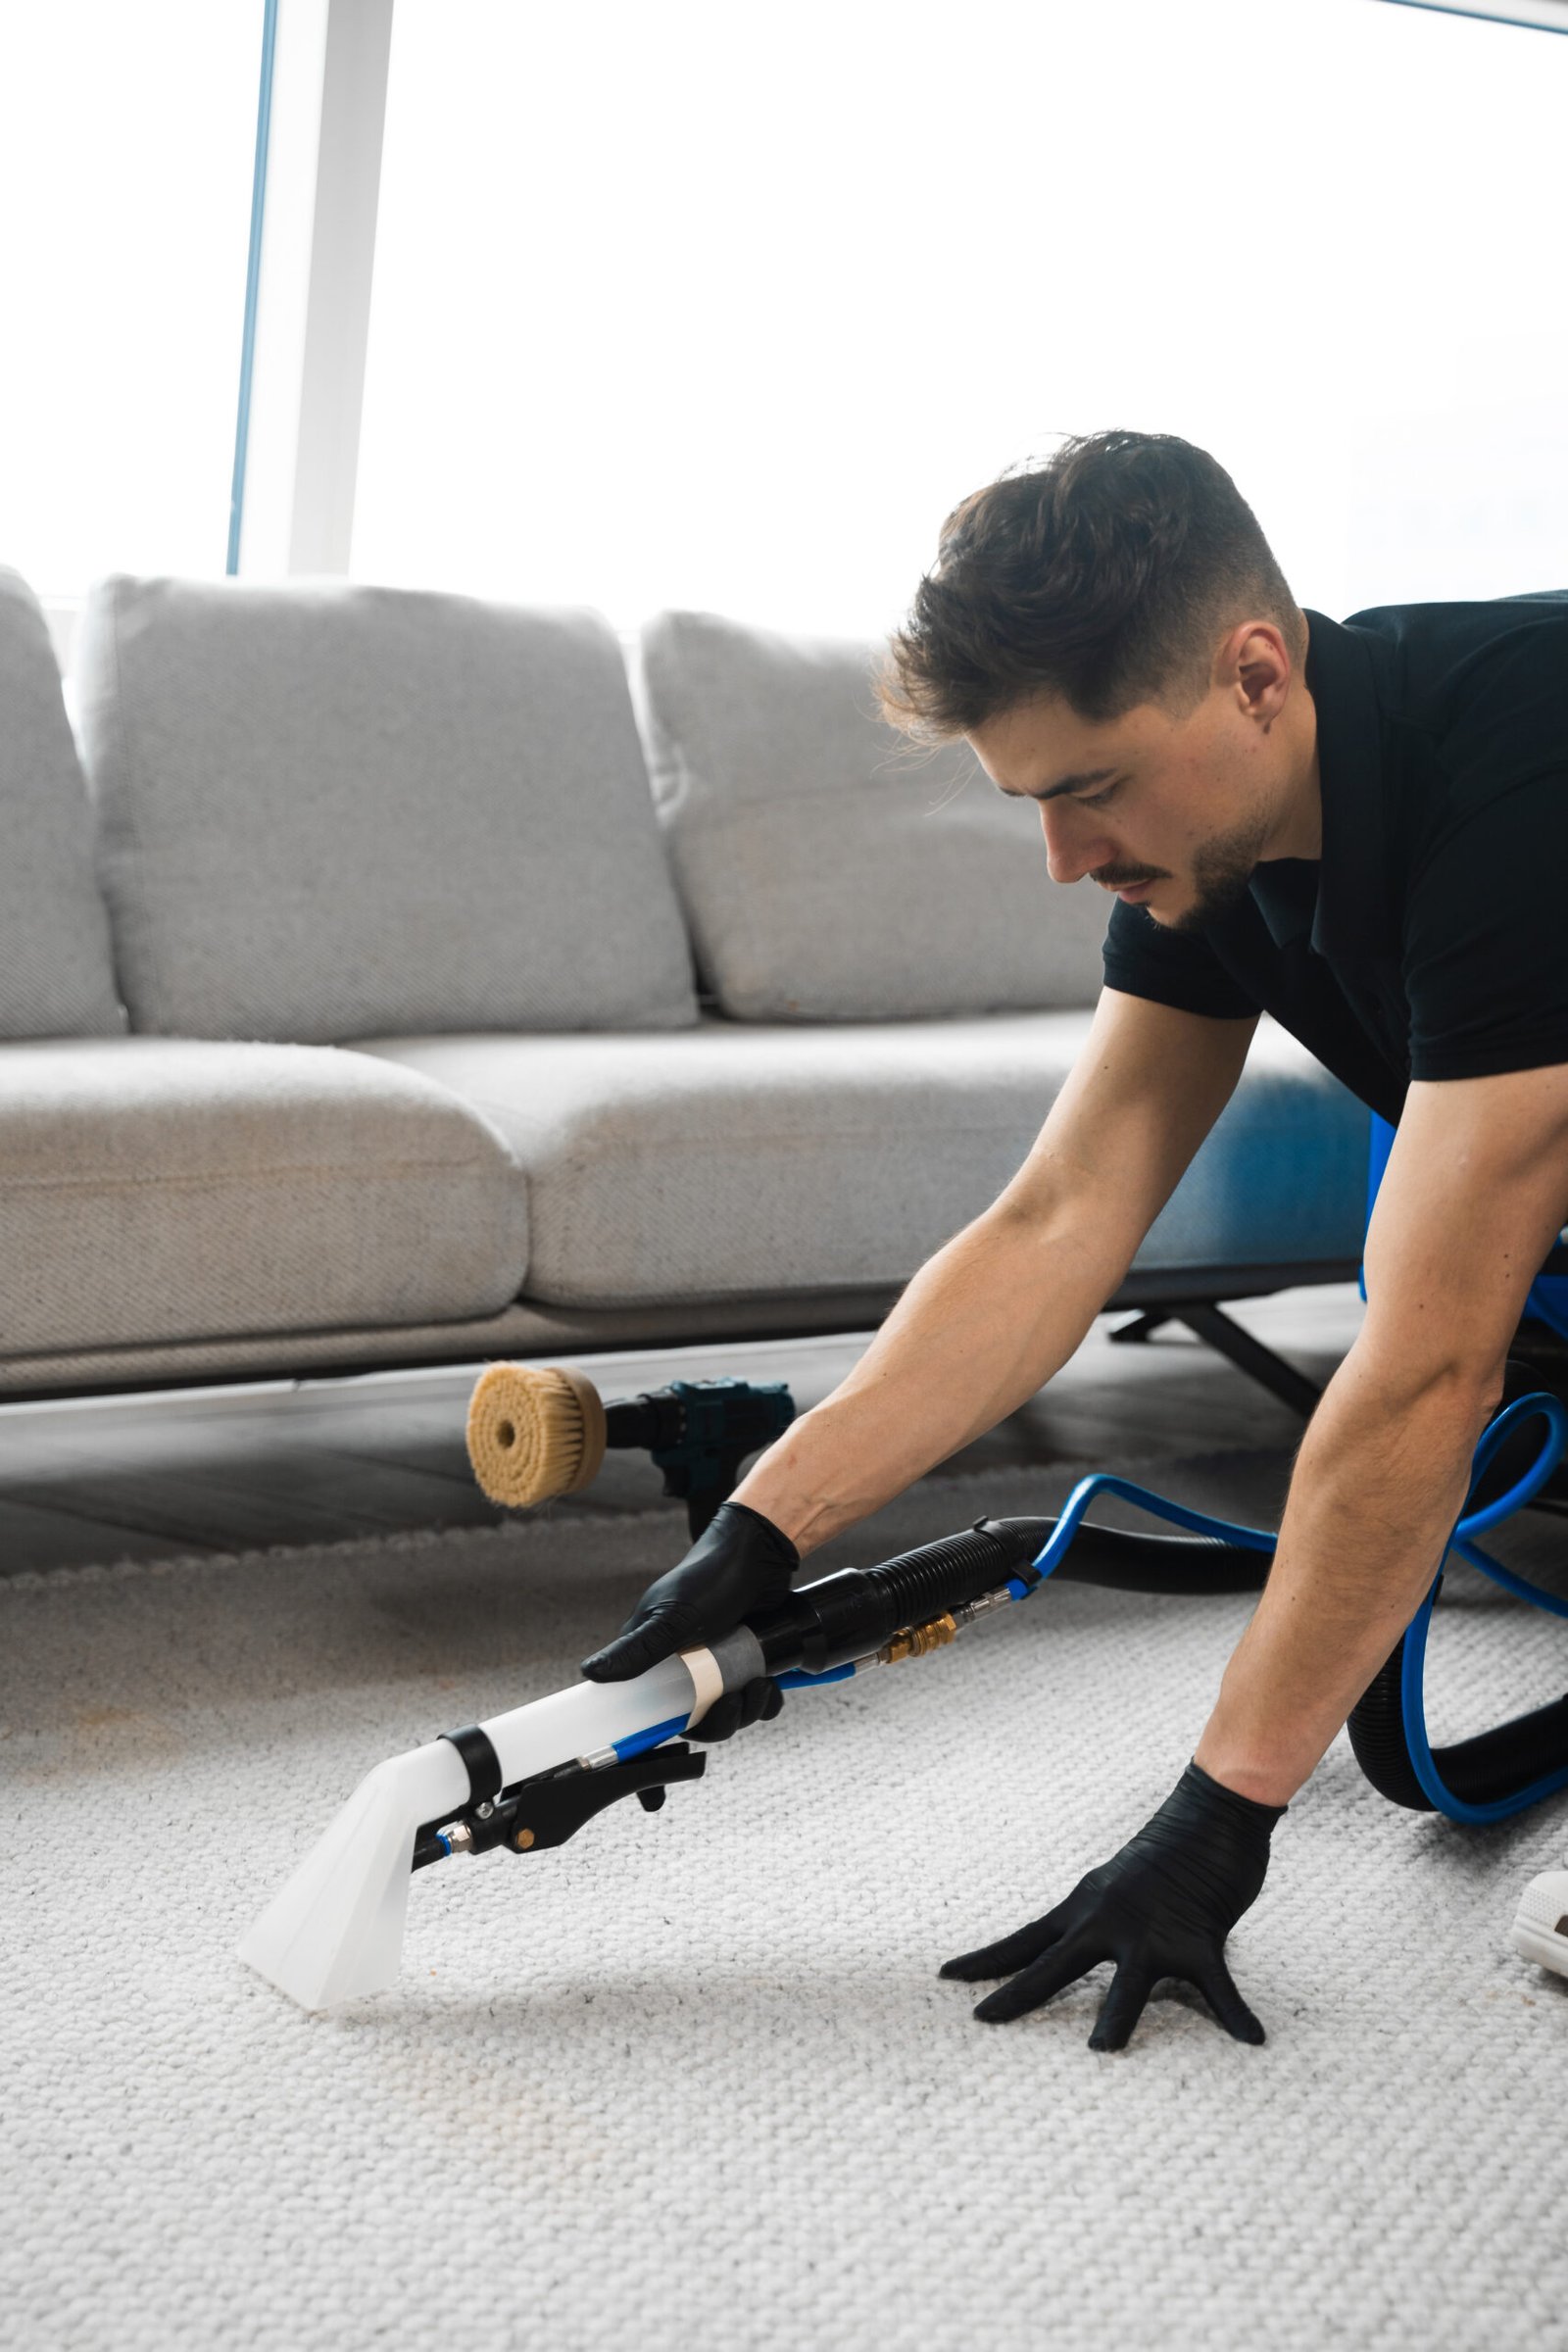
top-left (1195, 1357), bottom-right (1491, 1805)
top-left (733, 1202), bottom-right (1122, 1555)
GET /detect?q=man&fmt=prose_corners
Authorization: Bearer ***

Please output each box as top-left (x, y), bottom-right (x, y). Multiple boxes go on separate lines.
top-left (582, 428), bottom-right (1568, 2050)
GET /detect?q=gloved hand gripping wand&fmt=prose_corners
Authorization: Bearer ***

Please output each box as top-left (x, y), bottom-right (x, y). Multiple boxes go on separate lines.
top-left (238, 1507), bottom-right (1267, 2013)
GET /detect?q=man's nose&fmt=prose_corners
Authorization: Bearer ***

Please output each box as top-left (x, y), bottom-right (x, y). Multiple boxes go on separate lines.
top-left (1038, 799), bottom-right (1113, 887)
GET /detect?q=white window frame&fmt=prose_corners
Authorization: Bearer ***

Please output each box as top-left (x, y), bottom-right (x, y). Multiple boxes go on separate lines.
top-left (42, 0), bottom-right (393, 677)
top-left (236, 0), bottom-right (394, 582)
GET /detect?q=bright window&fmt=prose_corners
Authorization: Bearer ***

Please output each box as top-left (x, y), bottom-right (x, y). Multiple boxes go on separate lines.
top-left (354, 0), bottom-right (1568, 638)
top-left (0, 3), bottom-right (262, 601)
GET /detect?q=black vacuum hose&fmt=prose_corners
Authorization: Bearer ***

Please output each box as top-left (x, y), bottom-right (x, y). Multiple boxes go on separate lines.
top-left (1013, 1514), bottom-right (1568, 1815)
top-left (991, 1516), bottom-right (1269, 1595)
top-left (774, 1512), bottom-right (1568, 1818)
top-left (749, 1513), bottom-right (1270, 1677)
top-left (1005, 1524), bottom-right (1568, 1815)
top-left (1004, 1517), bottom-right (1568, 1815)
top-left (1346, 1611), bottom-right (1568, 1812)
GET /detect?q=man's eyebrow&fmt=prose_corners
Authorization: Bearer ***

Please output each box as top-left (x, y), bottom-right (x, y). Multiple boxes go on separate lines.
top-left (995, 766), bottom-right (1124, 803)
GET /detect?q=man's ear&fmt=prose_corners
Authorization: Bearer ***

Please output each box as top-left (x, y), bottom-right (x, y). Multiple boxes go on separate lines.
top-left (1231, 624), bottom-right (1293, 726)
top-left (1206, 616), bottom-right (1288, 719)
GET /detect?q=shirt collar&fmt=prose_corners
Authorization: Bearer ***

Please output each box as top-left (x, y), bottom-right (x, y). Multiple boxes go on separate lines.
top-left (1249, 859), bottom-right (1315, 951)
top-left (1298, 606), bottom-right (1389, 966)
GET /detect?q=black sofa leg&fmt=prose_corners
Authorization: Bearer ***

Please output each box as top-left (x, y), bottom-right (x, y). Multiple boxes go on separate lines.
top-left (1106, 1310), bottom-right (1170, 1346)
top-left (1108, 1299), bottom-right (1324, 1419)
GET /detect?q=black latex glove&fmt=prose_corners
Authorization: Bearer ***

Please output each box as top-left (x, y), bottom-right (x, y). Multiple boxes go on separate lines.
top-left (578, 1497), bottom-right (797, 1743)
top-left (940, 1760), bottom-right (1285, 2050)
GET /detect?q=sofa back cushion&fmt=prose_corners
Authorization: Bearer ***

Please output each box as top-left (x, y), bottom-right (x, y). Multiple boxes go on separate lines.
top-left (74, 576), bottom-right (699, 1042)
top-left (637, 609), bottom-right (1109, 1020)
top-left (0, 568), bottom-right (125, 1039)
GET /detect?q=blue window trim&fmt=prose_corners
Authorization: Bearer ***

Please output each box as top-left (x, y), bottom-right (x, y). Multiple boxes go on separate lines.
top-left (227, 0), bottom-right (279, 575)
top-left (1379, 0), bottom-right (1566, 34)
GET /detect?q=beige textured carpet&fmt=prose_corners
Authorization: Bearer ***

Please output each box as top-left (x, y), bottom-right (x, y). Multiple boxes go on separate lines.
top-left (4, 1447), bottom-right (1568, 2351)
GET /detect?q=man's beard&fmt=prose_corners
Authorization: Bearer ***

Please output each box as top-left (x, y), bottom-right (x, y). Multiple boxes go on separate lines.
top-left (1163, 805), bottom-right (1275, 935)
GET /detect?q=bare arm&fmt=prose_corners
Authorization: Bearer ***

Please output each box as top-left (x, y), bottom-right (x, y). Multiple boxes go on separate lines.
top-left (1196, 1059), bottom-right (1568, 1804)
top-left (734, 988), bottom-right (1261, 1554)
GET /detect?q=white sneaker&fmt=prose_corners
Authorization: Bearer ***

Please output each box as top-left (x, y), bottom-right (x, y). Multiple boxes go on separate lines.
top-left (1512, 1865), bottom-right (1568, 1980)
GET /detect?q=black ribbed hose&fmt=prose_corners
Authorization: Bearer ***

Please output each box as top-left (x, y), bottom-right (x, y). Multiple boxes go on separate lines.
top-left (753, 1511), bottom-right (1568, 1818)
top-left (747, 1514), bottom-right (1269, 1677)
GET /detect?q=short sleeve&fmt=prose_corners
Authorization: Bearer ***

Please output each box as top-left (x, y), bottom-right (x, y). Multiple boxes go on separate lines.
top-left (1102, 897), bottom-right (1259, 1019)
top-left (1405, 770), bottom-right (1568, 1081)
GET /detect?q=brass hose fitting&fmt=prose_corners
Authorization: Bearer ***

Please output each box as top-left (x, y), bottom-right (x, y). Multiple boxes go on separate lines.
top-left (879, 1613), bottom-right (958, 1665)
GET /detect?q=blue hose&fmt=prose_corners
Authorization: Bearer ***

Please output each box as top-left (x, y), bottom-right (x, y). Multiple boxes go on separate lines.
top-left (1025, 1391), bottom-right (1568, 1824)
top-left (779, 1390), bottom-right (1568, 1825)
top-left (1397, 1393), bottom-right (1568, 1821)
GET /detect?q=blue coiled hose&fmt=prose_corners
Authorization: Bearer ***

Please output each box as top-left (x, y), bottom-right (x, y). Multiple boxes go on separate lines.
top-left (1023, 1390), bottom-right (1568, 1824)
top-left (1390, 1392), bottom-right (1568, 1820)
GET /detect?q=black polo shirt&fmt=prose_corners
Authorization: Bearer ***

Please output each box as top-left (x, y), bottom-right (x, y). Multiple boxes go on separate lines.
top-left (1101, 592), bottom-right (1568, 1128)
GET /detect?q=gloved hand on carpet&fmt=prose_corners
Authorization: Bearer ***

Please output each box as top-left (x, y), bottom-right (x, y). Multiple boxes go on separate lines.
top-left (578, 1497), bottom-right (797, 1742)
top-left (939, 1760), bottom-right (1285, 2049)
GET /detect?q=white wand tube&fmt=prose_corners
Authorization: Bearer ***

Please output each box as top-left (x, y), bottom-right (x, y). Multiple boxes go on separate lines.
top-left (238, 1642), bottom-right (747, 2013)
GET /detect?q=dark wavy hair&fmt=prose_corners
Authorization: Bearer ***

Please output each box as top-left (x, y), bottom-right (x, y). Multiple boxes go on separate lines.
top-left (876, 429), bottom-right (1306, 741)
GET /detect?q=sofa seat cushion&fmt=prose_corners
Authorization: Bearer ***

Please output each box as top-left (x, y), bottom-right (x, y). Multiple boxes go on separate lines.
top-left (0, 568), bottom-right (125, 1040)
top-left (0, 1040), bottom-right (529, 1355)
top-left (352, 1012), bottom-right (1368, 1309)
top-left (74, 577), bottom-right (699, 1042)
top-left (636, 608), bottom-right (1109, 1021)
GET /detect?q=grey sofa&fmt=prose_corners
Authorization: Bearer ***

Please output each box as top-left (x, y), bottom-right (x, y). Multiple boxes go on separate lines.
top-left (0, 566), bottom-right (1369, 1408)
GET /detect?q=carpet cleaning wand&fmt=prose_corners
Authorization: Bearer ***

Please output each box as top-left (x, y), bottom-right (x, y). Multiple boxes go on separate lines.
top-left (237, 1391), bottom-right (1568, 2016)
top-left (466, 1364), bottom-right (795, 1537)
top-left (236, 1507), bottom-right (1266, 2013)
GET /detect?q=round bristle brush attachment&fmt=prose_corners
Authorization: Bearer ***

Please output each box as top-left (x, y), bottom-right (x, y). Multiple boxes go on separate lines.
top-left (466, 1362), bottom-right (608, 1508)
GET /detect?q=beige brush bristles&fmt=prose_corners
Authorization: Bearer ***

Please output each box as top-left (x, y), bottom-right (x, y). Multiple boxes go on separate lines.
top-left (465, 1362), bottom-right (609, 1508)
